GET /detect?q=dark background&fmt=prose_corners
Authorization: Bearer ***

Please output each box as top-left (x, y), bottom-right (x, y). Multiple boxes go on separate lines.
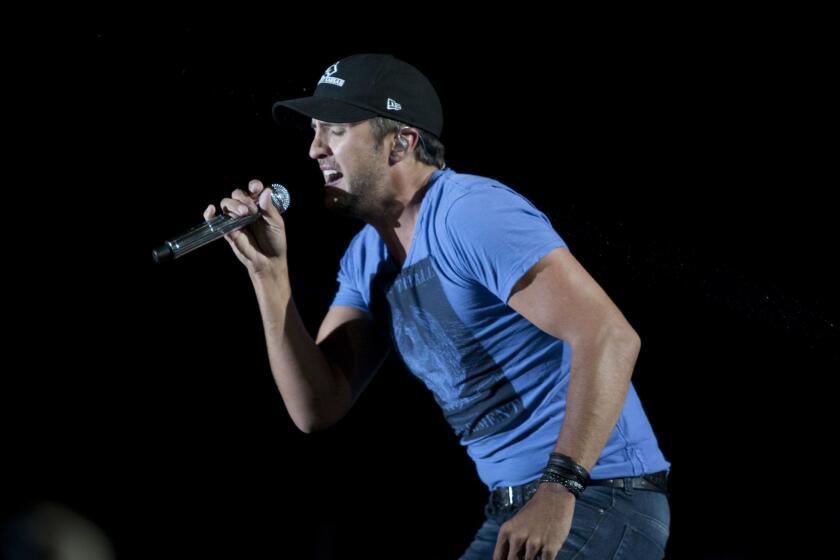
top-left (3, 15), bottom-right (836, 559)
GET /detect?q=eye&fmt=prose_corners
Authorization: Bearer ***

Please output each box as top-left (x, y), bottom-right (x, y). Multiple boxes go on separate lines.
top-left (330, 127), bottom-right (346, 136)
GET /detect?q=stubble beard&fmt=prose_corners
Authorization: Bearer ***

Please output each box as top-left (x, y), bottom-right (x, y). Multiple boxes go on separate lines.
top-left (324, 153), bottom-right (388, 221)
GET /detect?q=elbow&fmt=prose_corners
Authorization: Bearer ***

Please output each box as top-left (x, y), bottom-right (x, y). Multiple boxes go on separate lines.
top-left (594, 321), bottom-right (640, 369)
top-left (293, 410), bottom-right (344, 434)
top-left (608, 316), bottom-right (640, 349)
top-left (625, 327), bottom-right (641, 354)
top-left (296, 420), bottom-right (326, 435)
top-left (615, 324), bottom-right (641, 373)
top-left (287, 378), bottom-right (354, 434)
top-left (294, 415), bottom-right (329, 434)
top-left (295, 417), bottom-right (318, 434)
top-left (297, 423), bottom-right (320, 435)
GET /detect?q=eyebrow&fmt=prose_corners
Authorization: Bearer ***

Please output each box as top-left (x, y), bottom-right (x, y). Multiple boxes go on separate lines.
top-left (311, 120), bottom-right (354, 131)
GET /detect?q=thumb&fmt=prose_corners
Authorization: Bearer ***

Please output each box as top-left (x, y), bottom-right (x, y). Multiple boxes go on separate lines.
top-left (257, 187), bottom-right (286, 235)
top-left (258, 187), bottom-right (280, 218)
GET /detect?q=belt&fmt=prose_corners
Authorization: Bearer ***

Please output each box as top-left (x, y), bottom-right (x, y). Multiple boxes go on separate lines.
top-left (491, 471), bottom-right (669, 511)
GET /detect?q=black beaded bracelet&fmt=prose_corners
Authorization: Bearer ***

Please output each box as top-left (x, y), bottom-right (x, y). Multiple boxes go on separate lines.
top-left (539, 472), bottom-right (585, 497)
top-left (542, 464), bottom-right (586, 484)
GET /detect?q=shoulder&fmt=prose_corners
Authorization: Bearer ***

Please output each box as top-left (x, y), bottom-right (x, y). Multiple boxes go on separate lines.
top-left (340, 224), bottom-right (384, 267)
top-left (428, 170), bottom-right (531, 222)
top-left (435, 169), bottom-right (506, 201)
top-left (346, 224), bottom-right (380, 251)
top-left (434, 172), bottom-right (547, 231)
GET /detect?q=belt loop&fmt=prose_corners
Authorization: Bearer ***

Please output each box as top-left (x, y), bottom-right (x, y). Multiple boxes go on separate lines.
top-left (623, 477), bottom-right (634, 495)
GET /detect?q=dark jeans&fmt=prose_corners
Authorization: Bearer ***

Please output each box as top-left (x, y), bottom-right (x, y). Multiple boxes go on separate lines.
top-left (460, 483), bottom-right (670, 559)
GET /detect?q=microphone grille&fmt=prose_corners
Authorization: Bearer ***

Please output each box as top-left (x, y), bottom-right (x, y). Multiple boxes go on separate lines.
top-left (269, 183), bottom-right (291, 213)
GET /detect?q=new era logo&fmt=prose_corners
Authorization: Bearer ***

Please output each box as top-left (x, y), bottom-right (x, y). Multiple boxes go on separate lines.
top-left (386, 98), bottom-right (402, 111)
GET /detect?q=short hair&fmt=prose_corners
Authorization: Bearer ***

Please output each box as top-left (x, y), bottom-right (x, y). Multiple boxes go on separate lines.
top-left (370, 117), bottom-right (446, 169)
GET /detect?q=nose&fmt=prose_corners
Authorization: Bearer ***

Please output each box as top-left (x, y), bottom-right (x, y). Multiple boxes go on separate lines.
top-left (309, 130), bottom-right (330, 160)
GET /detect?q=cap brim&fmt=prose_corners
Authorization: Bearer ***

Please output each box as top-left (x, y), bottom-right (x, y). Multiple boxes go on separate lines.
top-left (273, 97), bottom-right (377, 125)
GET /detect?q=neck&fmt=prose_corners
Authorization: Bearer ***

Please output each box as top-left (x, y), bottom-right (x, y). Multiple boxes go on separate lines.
top-left (371, 162), bottom-right (439, 267)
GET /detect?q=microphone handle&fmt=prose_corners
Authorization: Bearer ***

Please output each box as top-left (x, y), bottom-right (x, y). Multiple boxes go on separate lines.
top-left (153, 183), bottom-right (289, 263)
top-left (153, 212), bottom-right (260, 262)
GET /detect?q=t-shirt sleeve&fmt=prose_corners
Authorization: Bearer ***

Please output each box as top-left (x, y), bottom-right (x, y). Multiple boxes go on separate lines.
top-left (444, 185), bottom-right (567, 303)
top-left (329, 236), bottom-right (370, 313)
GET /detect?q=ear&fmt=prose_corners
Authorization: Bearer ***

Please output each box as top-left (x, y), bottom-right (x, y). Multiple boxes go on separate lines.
top-left (390, 127), bottom-right (420, 160)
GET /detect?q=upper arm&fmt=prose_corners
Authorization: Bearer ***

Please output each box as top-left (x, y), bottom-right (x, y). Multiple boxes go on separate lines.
top-left (316, 305), bottom-right (391, 406)
top-left (444, 184), bottom-right (567, 304)
top-left (507, 247), bottom-right (639, 345)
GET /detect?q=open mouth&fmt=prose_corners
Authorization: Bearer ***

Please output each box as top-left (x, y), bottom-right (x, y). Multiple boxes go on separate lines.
top-left (323, 170), bottom-right (343, 186)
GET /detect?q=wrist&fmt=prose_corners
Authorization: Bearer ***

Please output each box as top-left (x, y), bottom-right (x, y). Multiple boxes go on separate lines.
top-left (251, 266), bottom-right (291, 303)
top-left (537, 481), bottom-right (579, 499)
top-left (538, 452), bottom-right (591, 498)
top-left (251, 260), bottom-right (289, 288)
top-left (547, 453), bottom-right (591, 482)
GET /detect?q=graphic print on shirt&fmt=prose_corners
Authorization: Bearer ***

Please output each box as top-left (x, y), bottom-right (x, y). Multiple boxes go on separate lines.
top-left (386, 257), bottom-right (524, 441)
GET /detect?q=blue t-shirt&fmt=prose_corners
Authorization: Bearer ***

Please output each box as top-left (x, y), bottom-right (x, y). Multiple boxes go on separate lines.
top-left (331, 169), bottom-right (670, 489)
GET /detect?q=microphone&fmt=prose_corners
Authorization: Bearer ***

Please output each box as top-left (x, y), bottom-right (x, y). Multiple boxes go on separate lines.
top-left (152, 183), bottom-right (290, 263)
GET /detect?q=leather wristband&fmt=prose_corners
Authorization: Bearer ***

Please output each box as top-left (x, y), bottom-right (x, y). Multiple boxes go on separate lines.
top-left (547, 452), bottom-right (591, 484)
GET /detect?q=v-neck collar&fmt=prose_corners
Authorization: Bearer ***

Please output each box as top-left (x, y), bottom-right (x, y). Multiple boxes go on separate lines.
top-left (384, 168), bottom-right (448, 271)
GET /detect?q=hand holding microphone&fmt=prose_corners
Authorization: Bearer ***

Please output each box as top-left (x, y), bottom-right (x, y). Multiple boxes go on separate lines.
top-left (153, 181), bottom-right (291, 268)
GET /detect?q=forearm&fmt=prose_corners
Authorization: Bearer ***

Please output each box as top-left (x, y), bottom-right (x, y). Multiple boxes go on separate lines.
top-left (251, 271), bottom-right (350, 433)
top-left (553, 325), bottom-right (641, 471)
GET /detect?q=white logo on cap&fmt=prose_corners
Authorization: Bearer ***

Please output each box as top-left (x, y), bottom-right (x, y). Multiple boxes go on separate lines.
top-left (318, 62), bottom-right (345, 87)
top-left (386, 98), bottom-right (402, 111)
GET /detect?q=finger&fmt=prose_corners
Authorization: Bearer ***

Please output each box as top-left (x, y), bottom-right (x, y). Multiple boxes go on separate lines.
top-left (230, 188), bottom-right (258, 213)
top-left (220, 197), bottom-right (255, 217)
top-left (492, 538), bottom-right (508, 560)
top-left (224, 223), bottom-right (258, 259)
top-left (524, 541), bottom-right (541, 560)
top-left (225, 227), bottom-right (253, 251)
top-left (203, 204), bottom-right (216, 221)
top-left (248, 179), bottom-right (264, 196)
top-left (506, 536), bottom-right (524, 560)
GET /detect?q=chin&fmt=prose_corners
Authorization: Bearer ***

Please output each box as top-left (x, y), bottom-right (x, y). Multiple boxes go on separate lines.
top-left (323, 186), bottom-right (358, 216)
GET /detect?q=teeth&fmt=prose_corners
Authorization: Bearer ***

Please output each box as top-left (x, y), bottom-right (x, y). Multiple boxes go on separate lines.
top-left (323, 170), bottom-right (341, 183)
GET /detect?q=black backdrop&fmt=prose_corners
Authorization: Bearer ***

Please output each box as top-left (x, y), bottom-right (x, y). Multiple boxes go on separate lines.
top-left (2, 15), bottom-right (836, 560)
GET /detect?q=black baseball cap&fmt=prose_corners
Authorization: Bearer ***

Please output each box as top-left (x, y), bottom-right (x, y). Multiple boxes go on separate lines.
top-left (273, 54), bottom-right (443, 138)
